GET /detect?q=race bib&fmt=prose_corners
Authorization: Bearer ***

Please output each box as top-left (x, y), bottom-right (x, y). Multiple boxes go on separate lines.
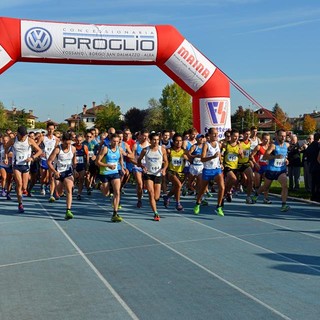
top-left (16, 154), bottom-right (28, 165)
top-left (149, 165), bottom-right (161, 174)
top-left (193, 157), bottom-right (202, 165)
top-left (259, 155), bottom-right (268, 164)
top-left (171, 157), bottom-right (182, 166)
top-left (227, 154), bottom-right (238, 162)
top-left (243, 150), bottom-right (250, 158)
top-left (274, 158), bottom-right (285, 167)
top-left (76, 156), bottom-right (84, 164)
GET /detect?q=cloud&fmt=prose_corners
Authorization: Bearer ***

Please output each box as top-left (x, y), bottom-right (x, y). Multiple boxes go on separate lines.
top-left (237, 18), bottom-right (320, 35)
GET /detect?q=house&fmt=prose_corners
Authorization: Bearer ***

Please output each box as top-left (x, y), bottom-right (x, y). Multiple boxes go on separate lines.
top-left (65, 101), bottom-right (104, 130)
top-left (65, 114), bottom-right (82, 129)
top-left (80, 102), bottom-right (105, 130)
top-left (6, 108), bottom-right (38, 129)
top-left (254, 107), bottom-right (275, 131)
top-left (309, 111), bottom-right (320, 130)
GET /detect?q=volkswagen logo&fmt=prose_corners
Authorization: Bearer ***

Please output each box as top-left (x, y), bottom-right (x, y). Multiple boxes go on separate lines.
top-left (25, 27), bottom-right (52, 53)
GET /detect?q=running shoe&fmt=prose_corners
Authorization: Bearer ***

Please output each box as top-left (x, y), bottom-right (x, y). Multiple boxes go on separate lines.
top-left (251, 195), bottom-right (258, 203)
top-left (118, 204), bottom-right (122, 209)
top-left (49, 196), bottom-right (55, 203)
top-left (188, 190), bottom-right (195, 196)
top-left (40, 188), bottom-right (46, 195)
top-left (263, 198), bottom-right (272, 204)
top-left (18, 204), bottom-right (24, 213)
top-left (111, 214), bottom-right (123, 222)
top-left (246, 196), bottom-right (253, 204)
top-left (137, 200), bottom-right (142, 208)
top-left (280, 204), bottom-right (290, 212)
top-left (193, 204), bottom-right (200, 215)
top-left (201, 199), bottom-right (209, 206)
top-left (225, 193), bottom-right (232, 203)
top-left (6, 194), bottom-right (11, 200)
top-left (76, 194), bottom-right (82, 200)
top-left (22, 190), bottom-right (28, 197)
top-left (1, 189), bottom-right (6, 197)
top-left (163, 195), bottom-right (170, 208)
top-left (205, 191), bottom-right (213, 198)
top-left (153, 213), bottom-right (160, 221)
top-left (176, 203), bottom-right (184, 211)
top-left (215, 206), bottom-right (224, 217)
top-left (87, 189), bottom-right (92, 195)
top-left (65, 210), bottom-right (74, 220)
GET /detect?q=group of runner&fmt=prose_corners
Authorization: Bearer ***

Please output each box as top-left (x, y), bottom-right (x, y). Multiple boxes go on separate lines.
top-left (0, 123), bottom-right (292, 222)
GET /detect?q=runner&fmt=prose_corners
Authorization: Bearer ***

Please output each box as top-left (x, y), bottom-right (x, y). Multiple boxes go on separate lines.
top-left (250, 132), bottom-right (271, 203)
top-left (132, 129), bottom-right (150, 208)
top-left (164, 133), bottom-right (188, 211)
top-left (74, 133), bottom-right (89, 200)
top-left (238, 128), bottom-right (255, 204)
top-left (82, 131), bottom-right (99, 194)
top-left (138, 132), bottom-right (168, 221)
top-left (0, 134), bottom-right (13, 200)
top-left (96, 133), bottom-right (125, 222)
top-left (4, 126), bottom-right (42, 213)
top-left (222, 129), bottom-right (243, 202)
top-left (37, 122), bottom-right (60, 201)
top-left (193, 128), bottom-right (225, 216)
top-left (187, 134), bottom-right (205, 196)
top-left (252, 129), bottom-right (290, 212)
top-left (48, 132), bottom-right (78, 220)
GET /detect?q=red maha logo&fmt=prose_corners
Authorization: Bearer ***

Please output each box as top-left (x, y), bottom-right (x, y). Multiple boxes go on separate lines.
top-left (177, 46), bottom-right (211, 79)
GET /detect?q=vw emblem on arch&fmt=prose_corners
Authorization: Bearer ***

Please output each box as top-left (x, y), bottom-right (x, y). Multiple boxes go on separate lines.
top-left (24, 27), bottom-right (52, 52)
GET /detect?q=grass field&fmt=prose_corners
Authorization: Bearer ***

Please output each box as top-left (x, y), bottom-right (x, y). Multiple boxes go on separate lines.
top-left (269, 181), bottom-right (311, 200)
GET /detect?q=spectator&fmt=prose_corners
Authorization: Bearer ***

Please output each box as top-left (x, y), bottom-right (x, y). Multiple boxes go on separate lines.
top-left (301, 134), bottom-right (313, 192)
top-left (287, 134), bottom-right (301, 190)
top-left (305, 132), bottom-right (320, 202)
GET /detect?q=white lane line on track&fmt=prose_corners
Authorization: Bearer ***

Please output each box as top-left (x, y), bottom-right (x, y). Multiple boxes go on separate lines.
top-left (179, 214), bottom-right (320, 274)
top-left (89, 199), bottom-right (292, 320)
top-left (36, 199), bottom-right (140, 320)
top-left (125, 218), bottom-right (292, 320)
top-left (0, 253), bottom-right (80, 269)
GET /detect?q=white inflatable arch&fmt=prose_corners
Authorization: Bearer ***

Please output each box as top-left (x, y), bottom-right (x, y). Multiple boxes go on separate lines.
top-left (0, 17), bottom-right (230, 134)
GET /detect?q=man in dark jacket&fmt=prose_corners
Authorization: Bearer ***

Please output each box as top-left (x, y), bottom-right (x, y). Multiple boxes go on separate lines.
top-left (305, 132), bottom-right (320, 202)
top-left (287, 134), bottom-right (301, 190)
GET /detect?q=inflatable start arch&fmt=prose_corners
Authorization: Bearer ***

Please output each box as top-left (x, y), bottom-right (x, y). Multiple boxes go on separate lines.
top-left (0, 17), bottom-right (230, 135)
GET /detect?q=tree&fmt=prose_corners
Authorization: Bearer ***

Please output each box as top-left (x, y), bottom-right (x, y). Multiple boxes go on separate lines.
top-left (159, 82), bottom-right (192, 133)
top-left (231, 106), bottom-right (258, 131)
top-left (143, 98), bottom-right (164, 132)
top-left (0, 101), bottom-right (8, 130)
top-left (303, 115), bottom-right (316, 134)
top-left (273, 103), bottom-right (292, 131)
top-left (6, 108), bottom-right (29, 129)
top-left (124, 107), bottom-right (147, 133)
top-left (35, 122), bottom-right (47, 130)
top-left (56, 122), bottom-right (69, 133)
top-left (95, 100), bottom-right (122, 131)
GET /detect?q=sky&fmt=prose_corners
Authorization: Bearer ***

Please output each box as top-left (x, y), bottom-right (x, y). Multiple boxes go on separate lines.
top-left (0, 0), bottom-right (319, 123)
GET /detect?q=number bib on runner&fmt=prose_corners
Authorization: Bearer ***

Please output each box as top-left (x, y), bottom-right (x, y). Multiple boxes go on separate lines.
top-left (227, 154), bottom-right (238, 162)
top-left (274, 158), bottom-right (285, 167)
top-left (172, 157), bottom-right (182, 166)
